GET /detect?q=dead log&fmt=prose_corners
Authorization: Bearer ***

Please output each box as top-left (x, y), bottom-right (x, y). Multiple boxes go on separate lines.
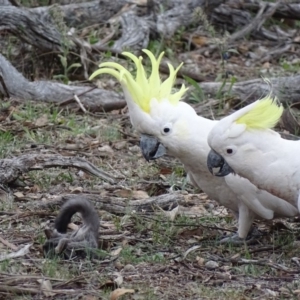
top-left (0, 0), bottom-right (224, 52)
top-left (0, 5), bottom-right (62, 52)
top-left (0, 154), bottom-right (115, 185)
top-left (0, 1), bottom-right (127, 51)
top-left (0, 0), bottom-right (222, 108)
top-left (156, 0), bottom-right (224, 36)
top-left (0, 0), bottom-right (11, 5)
top-left (111, 10), bottom-right (150, 52)
top-left (241, 0), bottom-right (300, 20)
top-left (212, 2), bottom-right (295, 42)
top-left (0, 54), bottom-right (125, 112)
top-left (37, 193), bottom-right (183, 215)
top-left (199, 75), bottom-right (300, 106)
top-left (228, 1), bottom-right (280, 43)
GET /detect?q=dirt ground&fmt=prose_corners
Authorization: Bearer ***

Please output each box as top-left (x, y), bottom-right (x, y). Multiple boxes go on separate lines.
top-left (1, 2), bottom-right (300, 298)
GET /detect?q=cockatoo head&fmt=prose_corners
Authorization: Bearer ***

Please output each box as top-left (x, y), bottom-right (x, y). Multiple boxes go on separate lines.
top-left (89, 49), bottom-right (193, 161)
top-left (207, 95), bottom-right (283, 177)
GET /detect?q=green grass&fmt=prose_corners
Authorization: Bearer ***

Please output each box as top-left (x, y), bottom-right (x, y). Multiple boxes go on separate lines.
top-left (119, 245), bottom-right (166, 265)
top-left (0, 131), bottom-right (18, 158)
top-left (280, 59), bottom-right (300, 73)
top-left (41, 258), bottom-right (72, 279)
top-left (0, 259), bottom-right (11, 272)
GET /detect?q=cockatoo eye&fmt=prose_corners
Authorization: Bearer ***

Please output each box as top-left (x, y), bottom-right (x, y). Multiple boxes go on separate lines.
top-left (162, 123), bottom-right (172, 135)
top-left (225, 146), bottom-right (236, 155)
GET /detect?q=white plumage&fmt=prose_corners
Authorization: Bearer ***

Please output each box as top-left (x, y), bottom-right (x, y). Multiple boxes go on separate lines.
top-left (207, 96), bottom-right (300, 211)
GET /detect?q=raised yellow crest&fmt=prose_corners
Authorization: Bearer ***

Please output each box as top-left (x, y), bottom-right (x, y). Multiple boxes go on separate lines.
top-left (89, 49), bottom-right (188, 113)
top-left (236, 95), bottom-right (283, 130)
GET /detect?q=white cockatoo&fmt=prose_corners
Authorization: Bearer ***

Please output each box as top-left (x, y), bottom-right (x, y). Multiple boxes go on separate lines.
top-left (89, 50), bottom-right (298, 242)
top-left (207, 96), bottom-right (300, 211)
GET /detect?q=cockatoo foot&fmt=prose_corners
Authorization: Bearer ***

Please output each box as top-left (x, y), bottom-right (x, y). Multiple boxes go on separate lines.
top-left (219, 232), bottom-right (258, 245)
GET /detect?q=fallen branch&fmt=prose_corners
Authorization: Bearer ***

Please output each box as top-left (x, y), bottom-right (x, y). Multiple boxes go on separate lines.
top-left (0, 1), bottom-right (126, 51)
top-left (0, 244), bottom-right (31, 262)
top-left (156, 0), bottom-right (224, 36)
top-left (242, 0), bottom-right (300, 20)
top-left (199, 75), bottom-right (300, 106)
top-left (36, 192), bottom-right (184, 215)
top-left (210, 255), bottom-right (300, 274)
top-left (229, 1), bottom-right (280, 42)
top-left (0, 54), bottom-right (125, 112)
top-left (212, 2), bottom-right (295, 42)
top-left (0, 235), bottom-right (18, 251)
top-left (259, 43), bottom-right (293, 63)
top-left (0, 0), bottom-right (224, 54)
top-left (0, 154), bottom-right (116, 185)
top-left (0, 285), bottom-right (77, 296)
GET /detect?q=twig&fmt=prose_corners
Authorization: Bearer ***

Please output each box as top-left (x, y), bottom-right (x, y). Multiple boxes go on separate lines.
top-left (32, 155), bottom-right (116, 184)
top-left (0, 235), bottom-right (18, 251)
top-left (141, 215), bottom-right (237, 233)
top-left (210, 255), bottom-right (300, 274)
top-left (92, 29), bottom-right (116, 49)
top-left (0, 154), bottom-right (116, 185)
top-left (0, 244), bottom-right (31, 262)
top-left (0, 273), bottom-right (65, 284)
top-left (58, 86), bottom-right (96, 106)
top-left (247, 245), bottom-right (282, 254)
top-left (159, 61), bottom-right (207, 82)
top-left (259, 43), bottom-right (292, 63)
top-left (0, 285), bottom-right (77, 295)
top-left (73, 94), bottom-right (87, 113)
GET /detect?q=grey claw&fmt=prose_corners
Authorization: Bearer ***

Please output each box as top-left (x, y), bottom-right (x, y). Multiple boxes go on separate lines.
top-left (219, 233), bottom-right (257, 245)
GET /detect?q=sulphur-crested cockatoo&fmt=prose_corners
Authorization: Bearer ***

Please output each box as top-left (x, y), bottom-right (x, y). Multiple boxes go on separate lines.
top-left (89, 50), bottom-right (298, 242)
top-left (207, 96), bottom-right (300, 211)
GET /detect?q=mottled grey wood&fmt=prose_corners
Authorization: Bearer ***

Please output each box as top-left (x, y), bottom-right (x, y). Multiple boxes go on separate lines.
top-left (242, 0), bottom-right (300, 20)
top-left (157, 0), bottom-right (223, 36)
top-left (0, 154), bottom-right (115, 185)
top-left (199, 75), bottom-right (300, 105)
top-left (0, 54), bottom-right (125, 112)
top-left (0, 0), bottom-right (11, 5)
top-left (39, 193), bottom-right (183, 215)
top-left (0, 1), bottom-right (127, 51)
top-left (212, 3), bottom-right (293, 42)
top-left (112, 10), bottom-right (150, 52)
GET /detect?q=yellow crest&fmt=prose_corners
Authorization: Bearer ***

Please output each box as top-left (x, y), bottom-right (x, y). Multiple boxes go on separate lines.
top-left (89, 49), bottom-right (188, 113)
top-left (236, 95), bottom-right (283, 130)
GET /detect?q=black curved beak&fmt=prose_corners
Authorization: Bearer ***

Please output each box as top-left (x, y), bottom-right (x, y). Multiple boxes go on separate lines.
top-left (207, 149), bottom-right (234, 177)
top-left (140, 134), bottom-right (166, 162)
